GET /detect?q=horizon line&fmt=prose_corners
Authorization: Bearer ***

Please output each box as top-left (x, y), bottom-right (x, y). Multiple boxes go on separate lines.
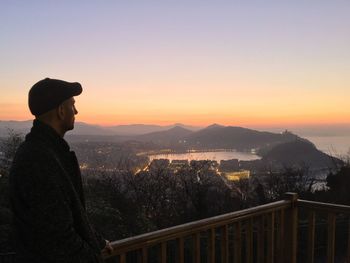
top-left (1, 119), bottom-right (350, 128)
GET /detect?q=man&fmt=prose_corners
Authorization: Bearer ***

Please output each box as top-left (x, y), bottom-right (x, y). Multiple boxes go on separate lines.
top-left (9, 78), bottom-right (113, 263)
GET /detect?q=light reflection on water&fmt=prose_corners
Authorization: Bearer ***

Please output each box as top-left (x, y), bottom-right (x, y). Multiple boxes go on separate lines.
top-left (149, 151), bottom-right (260, 162)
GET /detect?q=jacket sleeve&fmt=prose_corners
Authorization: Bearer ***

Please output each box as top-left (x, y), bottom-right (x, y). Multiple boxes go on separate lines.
top-left (12, 154), bottom-right (101, 262)
top-left (90, 224), bottom-right (107, 250)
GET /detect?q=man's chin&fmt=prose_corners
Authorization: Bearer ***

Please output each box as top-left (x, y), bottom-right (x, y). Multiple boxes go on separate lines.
top-left (66, 123), bottom-right (74, 131)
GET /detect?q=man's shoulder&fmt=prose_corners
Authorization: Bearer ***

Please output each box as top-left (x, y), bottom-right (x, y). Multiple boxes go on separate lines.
top-left (17, 140), bottom-right (51, 157)
top-left (12, 139), bottom-right (57, 168)
top-left (9, 140), bottom-right (63, 185)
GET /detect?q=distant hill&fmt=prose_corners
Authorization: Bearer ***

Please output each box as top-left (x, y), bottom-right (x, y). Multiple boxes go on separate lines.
top-left (135, 126), bottom-right (194, 145)
top-left (70, 122), bottom-right (115, 136)
top-left (1, 120), bottom-right (340, 168)
top-left (0, 120), bottom-right (200, 137)
top-left (66, 126), bottom-right (194, 144)
top-left (0, 120), bottom-right (114, 136)
top-left (107, 123), bottom-right (200, 135)
top-left (0, 120), bottom-right (32, 136)
top-left (261, 139), bottom-right (342, 169)
top-left (65, 134), bottom-right (131, 143)
top-left (247, 124), bottom-right (350, 137)
top-left (184, 125), bottom-right (299, 151)
top-left (0, 121), bottom-right (303, 152)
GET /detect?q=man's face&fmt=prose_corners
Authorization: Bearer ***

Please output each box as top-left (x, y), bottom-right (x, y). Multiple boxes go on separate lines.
top-left (61, 97), bottom-right (78, 131)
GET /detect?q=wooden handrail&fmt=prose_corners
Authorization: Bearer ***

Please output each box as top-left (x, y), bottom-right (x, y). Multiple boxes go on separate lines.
top-left (298, 199), bottom-right (350, 214)
top-left (5, 195), bottom-right (350, 262)
top-left (103, 199), bottom-right (291, 258)
top-left (298, 199), bottom-right (350, 263)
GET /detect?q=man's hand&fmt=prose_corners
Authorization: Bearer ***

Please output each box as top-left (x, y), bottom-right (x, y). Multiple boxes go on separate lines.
top-left (104, 240), bottom-right (114, 254)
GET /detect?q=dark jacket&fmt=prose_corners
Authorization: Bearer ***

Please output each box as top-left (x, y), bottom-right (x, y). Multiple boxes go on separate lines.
top-left (9, 120), bottom-right (106, 263)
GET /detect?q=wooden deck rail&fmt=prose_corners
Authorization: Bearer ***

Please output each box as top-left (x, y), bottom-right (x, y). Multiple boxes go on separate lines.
top-left (4, 193), bottom-right (350, 262)
top-left (298, 200), bottom-right (350, 263)
top-left (103, 193), bottom-right (297, 263)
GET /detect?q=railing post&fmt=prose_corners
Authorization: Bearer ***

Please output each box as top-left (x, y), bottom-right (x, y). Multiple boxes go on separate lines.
top-left (284, 192), bottom-right (298, 263)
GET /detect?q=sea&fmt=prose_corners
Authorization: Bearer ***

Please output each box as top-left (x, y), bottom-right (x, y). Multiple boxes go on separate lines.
top-left (149, 135), bottom-right (350, 162)
top-left (304, 135), bottom-right (350, 158)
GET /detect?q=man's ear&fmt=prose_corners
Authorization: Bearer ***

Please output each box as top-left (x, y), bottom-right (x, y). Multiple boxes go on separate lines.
top-left (57, 104), bottom-right (65, 120)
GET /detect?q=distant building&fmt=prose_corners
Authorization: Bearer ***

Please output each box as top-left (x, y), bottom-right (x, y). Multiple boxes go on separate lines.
top-left (224, 170), bottom-right (250, 181)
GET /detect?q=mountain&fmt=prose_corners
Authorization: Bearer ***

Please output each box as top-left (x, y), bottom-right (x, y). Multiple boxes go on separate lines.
top-left (261, 139), bottom-right (342, 169)
top-left (248, 124), bottom-right (350, 137)
top-left (0, 120), bottom-right (201, 137)
top-left (0, 120), bottom-right (114, 137)
top-left (106, 124), bottom-right (167, 136)
top-left (0, 120), bottom-right (32, 136)
top-left (106, 123), bottom-right (200, 135)
top-left (135, 126), bottom-right (194, 145)
top-left (184, 125), bottom-right (299, 151)
top-left (1, 120), bottom-right (339, 168)
top-left (70, 122), bottom-right (115, 136)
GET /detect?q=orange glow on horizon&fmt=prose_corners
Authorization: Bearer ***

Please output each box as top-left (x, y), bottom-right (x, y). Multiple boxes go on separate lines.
top-left (1, 112), bottom-right (349, 128)
top-left (1, 97), bottom-right (349, 128)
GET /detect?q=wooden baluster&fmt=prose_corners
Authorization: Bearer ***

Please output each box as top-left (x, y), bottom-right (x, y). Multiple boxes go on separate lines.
top-left (161, 242), bottom-right (167, 263)
top-left (193, 233), bottom-right (201, 263)
top-left (142, 247), bottom-right (148, 263)
top-left (327, 213), bottom-right (336, 263)
top-left (234, 222), bottom-right (242, 263)
top-left (120, 253), bottom-right (126, 263)
top-left (257, 215), bottom-right (265, 263)
top-left (267, 212), bottom-right (275, 263)
top-left (208, 228), bottom-right (216, 263)
top-left (284, 193), bottom-right (298, 263)
top-left (221, 225), bottom-right (229, 263)
top-left (279, 209), bottom-right (285, 263)
top-left (246, 219), bottom-right (253, 263)
top-left (275, 212), bottom-right (281, 263)
top-left (178, 237), bottom-right (184, 263)
top-left (307, 211), bottom-right (315, 263)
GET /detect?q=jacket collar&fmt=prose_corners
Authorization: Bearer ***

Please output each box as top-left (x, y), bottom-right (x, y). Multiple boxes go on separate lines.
top-left (26, 119), bottom-right (70, 153)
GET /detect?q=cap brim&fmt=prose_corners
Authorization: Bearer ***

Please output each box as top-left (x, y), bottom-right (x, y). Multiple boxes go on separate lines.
top-left (70, 82), bottom-right (83, 96)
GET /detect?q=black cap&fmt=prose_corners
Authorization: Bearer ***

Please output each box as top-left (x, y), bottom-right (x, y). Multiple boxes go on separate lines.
top-left (28, 78), bottom-right (82, 116)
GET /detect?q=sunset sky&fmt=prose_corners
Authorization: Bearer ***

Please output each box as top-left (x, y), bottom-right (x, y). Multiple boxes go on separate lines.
top-left (1, 1), bottom-right (349, 127)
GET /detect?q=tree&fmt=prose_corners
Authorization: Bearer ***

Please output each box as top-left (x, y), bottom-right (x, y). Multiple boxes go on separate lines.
top-left (252, 166), bottom-right (315, 204)
top-left (0, 130), bottom-right (23, 252)
top-left (326, 164), bottom-right (350, 205)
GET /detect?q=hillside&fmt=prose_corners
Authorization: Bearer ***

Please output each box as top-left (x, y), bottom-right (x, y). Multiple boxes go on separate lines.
top-left (0, 120), bottom-right (200, 137)
top-left (184, 125), bottom-right (299, 151)
top-left (261, 139), bottom-right (341, 169)
top-left (135, 126), bottom-right (194, 145)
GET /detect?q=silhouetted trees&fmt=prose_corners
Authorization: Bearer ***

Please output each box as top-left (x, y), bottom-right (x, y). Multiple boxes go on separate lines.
top-left (0, 130), bottom-right (23, 252)
top-left (254, 166), bottom-right (315, 203)
top-left (84, 160), bottom-right (241, 241)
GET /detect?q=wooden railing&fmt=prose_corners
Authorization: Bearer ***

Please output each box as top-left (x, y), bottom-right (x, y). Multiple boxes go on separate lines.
top-left (297, 200), bottom-right (350, 263)
top-left (3, 193), bottom-right (350, 262)
top-left (102, 193), bottom-right (298, 263)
